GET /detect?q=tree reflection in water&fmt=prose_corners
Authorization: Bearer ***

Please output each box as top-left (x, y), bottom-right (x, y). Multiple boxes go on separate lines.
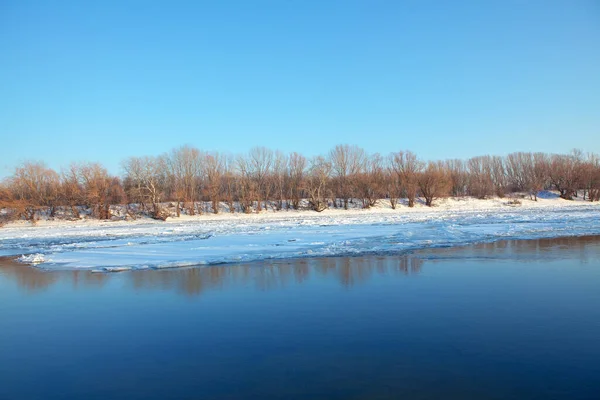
top-left (1, 235), bottom-right (598, 296)
top-left (0, 254), bottom-right (423, 296)
top-left (422, 235), bottom-right (599, 264)
top-left (126, 254), bottom-right (424, 296)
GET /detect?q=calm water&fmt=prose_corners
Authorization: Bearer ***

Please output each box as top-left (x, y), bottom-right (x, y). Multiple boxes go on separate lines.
top-left (1, 236), bottom-right (600, 400)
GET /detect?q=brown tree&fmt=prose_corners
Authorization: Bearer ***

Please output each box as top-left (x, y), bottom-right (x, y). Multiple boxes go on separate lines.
top-left (248, 147), bottom-right (273, 212)
top-left (444, 159), bottom-right (468, 197)
top-left (236, 153), bottom-right (256, 213)
top-left (221, 154), bottom-right (238, 213)
top-left (418, 162), bottom-right (451, 207)
top-left (305, 156), bottom-right (331, 212)
top-left (329, 144), bottom-right (366, 209)
top-left (548, 152), bottom-right (582, 200)
top-left (271, 150), bottom-right (287, 211)
top-left (288, 152), bottom-right (306, 210)
top-left (357, 153), bottom-right (385, 208)
top-left (10, 162), bottom-right (61, 220)
top-left (122, 156), bottom-right (167, 219)
top-left (581, 153), bottom-right (600, 202)
top-left (384, 155), bottom-right (401, 209)
top-left (391, 151), bottom-right (423, 207)
top-left (78, 163), bottom-right (116, 220)
top-left (61, 164), bottom-right (84, 218)
top-left (203, 152), bottom-right (225, 214)
top-left (467, 156), bottom-right (494, 198)
top-left (167, 146), bottom-right (202, 216)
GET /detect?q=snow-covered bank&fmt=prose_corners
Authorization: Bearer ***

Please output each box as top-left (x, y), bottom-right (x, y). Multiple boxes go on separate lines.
top-left (1, 195), bottom-right (599, 272)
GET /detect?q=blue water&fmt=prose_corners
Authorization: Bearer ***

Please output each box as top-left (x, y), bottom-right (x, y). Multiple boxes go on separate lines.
top-left (1, 236), bottom-right (600, 399)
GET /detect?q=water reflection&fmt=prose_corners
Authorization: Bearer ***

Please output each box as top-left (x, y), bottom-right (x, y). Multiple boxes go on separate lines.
top-left (124, 255), bottom-right (424, 296)
top-left (422, 235), bottom-right (600, 264)
top-left (0, 254), bottom-right (424, 296)
top-left (1, 235), bottom-right (599, 296)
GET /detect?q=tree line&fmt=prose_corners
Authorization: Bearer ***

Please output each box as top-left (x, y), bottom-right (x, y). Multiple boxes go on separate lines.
top-left (1, 145), bottom-right (599, 223)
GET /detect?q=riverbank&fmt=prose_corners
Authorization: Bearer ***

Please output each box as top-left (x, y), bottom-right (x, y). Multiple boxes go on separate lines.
top-left (1, 197), bottom-right (599, 271)
top-left (1, 192), bottom-right (597, 231)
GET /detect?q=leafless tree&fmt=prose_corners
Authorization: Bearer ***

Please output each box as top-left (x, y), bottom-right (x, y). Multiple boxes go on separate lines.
top-left (391, 151), bottom-right (423, 207)
top-left (236, 153), bottom-right (256, 213)
top-left (529, 153), bottom-right (549, 200)
top-left (305, 156), bottom-right (331, 212)
top-left (248, 147), bottom-right (273, 211)
top-left (329, 144), bottom-right (366, 209)
top-left (288, 152), bottom-right (306, 210)
top-left (581, 153), bottom-right (600, 202)
top-left (385, 155), bottom-right (401, 209)
top-left (490, 156), bottom-right (507, 197)
top-left (60, 164), bottom-right (84, 218)
top-left (444, 159), bottom-right (468, 197)
top-left (418, 161), bottom-right (451, 207)
top-left (548, 151), bottom-right (582, 200)
top-left (167, 146), bottom-right (202, 215)
top-left (271, 150), bottom-right (287, 211)
top-left (356, 153), bottom-right (385, 208)
top-left (78, 163), bottom-right (116, 219)
top-left (220, 154), bottom-right (238, 213)
top-left (203, 152), bottom-right (226, 214)
top-left (506, 152), bottom-right (528, 192)
top-left (467, 156), bottom-right (494, 198)
top-left (506, 152), bottom-right (549, 200)
top-left (10, 162), bottom-right (61, 220)
top-left (122, 156), bottom-right (167, 219)
top-left (0, 181), bottom-right (19, 224)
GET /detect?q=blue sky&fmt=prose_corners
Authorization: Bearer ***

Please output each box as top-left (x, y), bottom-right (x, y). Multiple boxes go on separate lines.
top-left (1, 0), bottom-right (599, 177)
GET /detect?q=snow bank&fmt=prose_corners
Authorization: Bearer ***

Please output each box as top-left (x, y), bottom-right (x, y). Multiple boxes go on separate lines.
top-left (1, 196), bottom-right (598, 272)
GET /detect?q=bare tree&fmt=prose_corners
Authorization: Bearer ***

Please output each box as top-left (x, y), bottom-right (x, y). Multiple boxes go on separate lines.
top-left (221, 154), bottom-right (238, 213)
top-left (61, 164), bottom-right (84, 218)
top-left (10, 161), bottom-right (61, 220)
top-left (329, 144), bottom-right (366, 209)
top-left (122, 156), bottom-right (167, 219)
top-left (444, 159), bottom-right (468, 197)
top-left (529, 153), bottom-right (549, 200)
top-left (356, 153), bottom-right (385, 208)
top-left (506, 152), bottom-right (528, 192)
top-left (490, 156), bottom-right (507, 197)
top-left (78, 163), bottom-right (115, 220)
top-left (0, 179), bottom-right (28, 225)
top-left (467, 156), bottom-right (494, 198)
top-left (548, 152), bottom-right (582, 200)
top-left (305, 156), bottom-right (331, 212)
top-left (288, 152), bottom-right (306, 210)
top-left (236, 153), bottom-right (256, 213)
top-left (167, 146), bottom-right (203, 215)
top-left (384, 155), bottom-right (400, 209)
top-left (271, 150), bottom-right (287, 211)
top-left (203, 152), bottom-right (225, 214)
top-left (581, 153), bottom-right (600, 202)
top-left (506, 152), bottom-right (549, 200)
top-left (248, 147), bottom-right (273, 211)
top-left (418, 161), bottom-right (451, 207)
top-left (391, 151), bottom-right (423, 207)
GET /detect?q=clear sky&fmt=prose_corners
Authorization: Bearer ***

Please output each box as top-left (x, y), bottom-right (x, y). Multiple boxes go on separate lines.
top-left (1, 0), bottom-right (599, 177)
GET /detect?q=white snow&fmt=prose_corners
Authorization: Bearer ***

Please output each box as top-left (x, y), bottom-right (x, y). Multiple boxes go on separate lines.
top-left (16, 253), bottom-right (47, 265)
top-left (1, 196), bottom-right (599, 272)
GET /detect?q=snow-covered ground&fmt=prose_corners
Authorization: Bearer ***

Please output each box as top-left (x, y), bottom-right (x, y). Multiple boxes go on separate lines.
top-left (1, 195), bottom-right (599, 272)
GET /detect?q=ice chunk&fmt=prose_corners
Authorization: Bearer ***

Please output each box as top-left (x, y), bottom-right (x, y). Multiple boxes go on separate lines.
top-left (18, 253), bottom-right (47, 265)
